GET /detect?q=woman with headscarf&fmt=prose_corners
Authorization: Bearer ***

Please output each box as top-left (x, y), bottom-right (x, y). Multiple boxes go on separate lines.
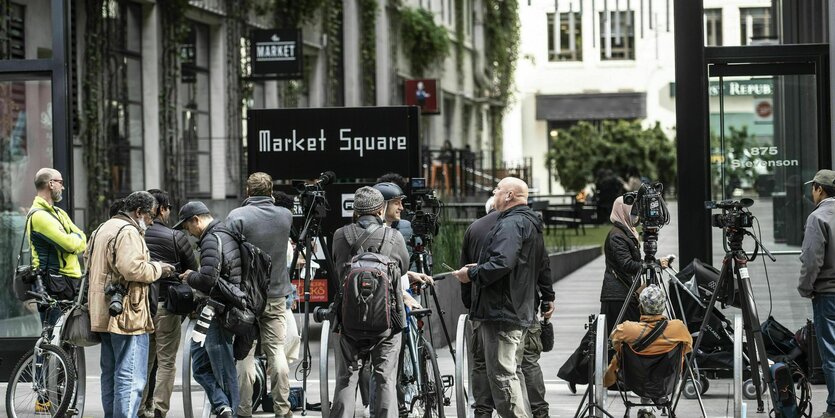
top-left (600, 195), bottom-right (644, 338)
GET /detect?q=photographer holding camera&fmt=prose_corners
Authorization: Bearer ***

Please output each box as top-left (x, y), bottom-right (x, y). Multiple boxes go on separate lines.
top-left (87, 191), bottom-right (175, 418)
top-left (174, 201), bottom-right (242, 418)
top-left (799, 169), bottom-right (835, 418)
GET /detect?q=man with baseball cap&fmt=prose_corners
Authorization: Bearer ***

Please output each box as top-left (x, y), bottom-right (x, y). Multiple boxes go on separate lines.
top-left (174, 201), bottom-right (242, 418)
top-left (799, 169), bottom-right (835, 417)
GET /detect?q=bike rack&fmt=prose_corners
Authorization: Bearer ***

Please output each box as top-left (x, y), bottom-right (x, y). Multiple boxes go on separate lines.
top-left (182, 318), bottom-right (212, 418)
top-left (320, 319), bottom-right (331, 418)
top-left (734, 314), bottom-right (743, 418)
top-left (593, 314), bottom-right (608, 416)
top-left (454, 314), bottom-right (473, 418)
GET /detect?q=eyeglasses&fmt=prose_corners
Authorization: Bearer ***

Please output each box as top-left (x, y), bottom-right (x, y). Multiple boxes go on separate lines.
top-left (50, 179), bottom-right (64, 185)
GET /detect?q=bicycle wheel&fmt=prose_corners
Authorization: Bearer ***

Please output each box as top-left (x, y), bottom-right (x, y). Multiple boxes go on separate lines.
top-left (64, 344), bottom-right (86, 417)
top-left (454, 315), bottom-right (473, 418)
top-left (5, 344), bottom-right (77, 418)
top-left (182, 318), bottom-right (212, 418)
top-left (413, 343), bottom-right (444, 418)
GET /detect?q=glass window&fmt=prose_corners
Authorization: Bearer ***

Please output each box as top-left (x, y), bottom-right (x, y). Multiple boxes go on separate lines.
top-left (704, 9), bottom-right (722, 46)
top-left (182, 22), bottom-right (212, 198)
top-left (548, 12), bottom-right (582, 61)
top-left (740, 8), bottom-right (774, 45)
top-left (104, 1), bottom-right (144, 196)
top-left (599, 11), bottom-right (635, 60)
top-left (1, 2), bottom-right (53, 60)
top-left (0, 76), bottom-right (54, 337)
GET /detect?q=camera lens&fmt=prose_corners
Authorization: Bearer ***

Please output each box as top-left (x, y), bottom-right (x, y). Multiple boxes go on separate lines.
top-left (192, 304), bottom-right (216, 346)
top-left (109, 292), bottom-right (124, 317)
top-left (313, 306), bottom-right (331, 323)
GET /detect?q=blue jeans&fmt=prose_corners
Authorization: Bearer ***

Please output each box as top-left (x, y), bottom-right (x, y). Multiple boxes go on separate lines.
top-left (191, 319), bottom-right (239, 414)
top-left (100, 332), bottom-right (150, 418)
top-left (814, 293), bottom-right (835, 414)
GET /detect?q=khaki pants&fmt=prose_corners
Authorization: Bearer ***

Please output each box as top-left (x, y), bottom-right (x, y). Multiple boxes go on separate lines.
top-left (479, 321), bottom-right (530, 418)
top-left (140, 304), bottom-right (182, 417)
top-left (521, 321), bottom-right (548, 418)
top-left (238, 297), bottom-right (291, 416)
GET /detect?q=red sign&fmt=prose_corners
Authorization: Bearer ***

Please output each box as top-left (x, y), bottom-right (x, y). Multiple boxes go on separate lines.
top-left (293, 279), bottom-right (329, 303)
top-left (404, 79), bottom-right (440, 115)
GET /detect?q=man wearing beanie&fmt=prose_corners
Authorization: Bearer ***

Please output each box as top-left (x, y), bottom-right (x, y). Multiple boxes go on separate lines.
top-left (329, 186), bottom-right (410, 418)
top-left (603, 285), bottom-right (692, 388)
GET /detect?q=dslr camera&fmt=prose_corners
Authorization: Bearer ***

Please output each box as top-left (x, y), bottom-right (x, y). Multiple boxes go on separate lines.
top-left (292, 171), bottom-right (335, 219)
top-left (408, 177), bottom-right (441, 242)
top-left (104, 281), bottom-right (128, 317)
top-left (705, 198), bottom-right (755, 229)
top-left (623, 182), bottom-right (669, 231)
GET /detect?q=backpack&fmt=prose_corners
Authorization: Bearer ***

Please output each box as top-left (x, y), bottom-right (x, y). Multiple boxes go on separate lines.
top-left (213, 228), bottom-right (272, 334)
top-left (339, 224), bottom-right (401, 341)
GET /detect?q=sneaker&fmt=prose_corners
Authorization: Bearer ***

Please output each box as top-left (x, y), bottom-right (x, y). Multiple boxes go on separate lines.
top-left (35, 400), bottom-right (52, 413)
top-left (217, 406), bottom-right (233, 418)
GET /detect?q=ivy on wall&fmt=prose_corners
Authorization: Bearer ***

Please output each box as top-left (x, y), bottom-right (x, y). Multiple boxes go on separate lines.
top-left (484, 0), bottom-right (520, 152)
top-left (324, 0), bottom-right (344, 106)
top-left (359, 0), bottom-right (377, 105)
top-left (225, 0), bottom-right (252, 197)
top-left (399, 7), bottom-right (450, 76)
top-left (454, 0), bottom-right (464, 85)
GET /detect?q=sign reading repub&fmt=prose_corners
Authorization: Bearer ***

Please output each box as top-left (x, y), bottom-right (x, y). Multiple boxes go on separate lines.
top-left (248, 106), bottom-right (421, 180)
top-left (250, 29), bottom-right (303, 79)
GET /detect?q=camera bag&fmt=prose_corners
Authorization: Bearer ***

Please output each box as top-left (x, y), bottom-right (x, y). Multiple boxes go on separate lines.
top-left (338, 224), bottom-right (400, 342)
top-left (61, 300), bottom-right (101, 347)
top-left (213, 228), bottom-right (271, 337)
top-left (165, 280), bottom-right (196, 315)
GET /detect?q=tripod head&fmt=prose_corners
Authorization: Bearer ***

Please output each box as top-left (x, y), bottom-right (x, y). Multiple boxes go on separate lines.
top-left (705, 199), bottom-right (775, 262)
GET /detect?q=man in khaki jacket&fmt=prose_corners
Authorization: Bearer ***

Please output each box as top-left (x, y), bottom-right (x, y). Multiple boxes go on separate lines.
top-left (87, 191), bottom-right (173, 418)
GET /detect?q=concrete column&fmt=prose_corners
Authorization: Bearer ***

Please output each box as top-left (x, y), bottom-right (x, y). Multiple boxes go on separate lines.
top-left (141, 4), bottom-right (160, 189)
top-left (343, 0), bottom-right (361, 106)
top-left (375, 2), bottom-right (390, 105)
top-left (310, 49), bottom-right (327, 107)
top-left (209, 22), bottom-right (227, 200)
top-left (265, 80), bottom-right (279, 108)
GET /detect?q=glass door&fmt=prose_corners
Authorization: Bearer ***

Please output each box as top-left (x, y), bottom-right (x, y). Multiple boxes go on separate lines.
top-left (707, 48), bottom-right (829, 330)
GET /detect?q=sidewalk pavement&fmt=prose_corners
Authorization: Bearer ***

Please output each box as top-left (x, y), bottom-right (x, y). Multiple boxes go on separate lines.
top-left (1, 201), bottom-right (828, 417)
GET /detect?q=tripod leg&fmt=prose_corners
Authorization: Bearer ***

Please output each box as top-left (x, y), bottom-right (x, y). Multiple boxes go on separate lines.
top-left (613, 269), bottom-right (645, 329)
top-left (738, 267), bottom-right (773, 413)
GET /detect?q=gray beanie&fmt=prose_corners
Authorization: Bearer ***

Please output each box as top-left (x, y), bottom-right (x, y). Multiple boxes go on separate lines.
top-left (353, 186), bottom-right (385, 215)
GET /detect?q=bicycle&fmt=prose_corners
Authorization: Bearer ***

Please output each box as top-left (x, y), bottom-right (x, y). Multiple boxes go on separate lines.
top-left (397, 302), bottom-right (447, 418)
top-left (5, 275), bottom-right (88, 418)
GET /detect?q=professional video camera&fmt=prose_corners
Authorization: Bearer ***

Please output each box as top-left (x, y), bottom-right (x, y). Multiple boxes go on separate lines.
top-left (408, 177), bottom-right (442, 243)
top-left (705, 198), bottom-right (755, 229)
top-left (622, 182), bottom-right (670, 232)
top-left (292, 171), bottom-right (335, 219)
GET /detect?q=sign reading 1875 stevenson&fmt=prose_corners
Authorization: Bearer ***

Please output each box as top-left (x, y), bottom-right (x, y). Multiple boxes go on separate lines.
top-left (251, 29), bottom-right (303, 79)
top-left (248, 106), bottom-right (421, 180)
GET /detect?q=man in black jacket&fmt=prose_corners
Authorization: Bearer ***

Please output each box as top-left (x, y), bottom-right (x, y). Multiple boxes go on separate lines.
top-left (453, 177), bottom-right (554, 418)
top-left (140, 190), bottom-right (198, 418)
top-left (330, 186), bottom-right (409, 418)
top-left (175, 202), bottom-right (242, 418)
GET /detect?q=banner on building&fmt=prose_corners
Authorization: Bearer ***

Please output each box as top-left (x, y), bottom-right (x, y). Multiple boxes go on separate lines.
top-left (404, 79), bottom-right (440, 115)
top-left (248, 106), bottom-right (421, 180)
top-left (250, 29), bottom-right (304, 79)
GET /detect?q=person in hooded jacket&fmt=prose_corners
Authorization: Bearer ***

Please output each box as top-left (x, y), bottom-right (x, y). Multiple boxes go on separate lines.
top-left (453, 177), bottom-right (554, 418)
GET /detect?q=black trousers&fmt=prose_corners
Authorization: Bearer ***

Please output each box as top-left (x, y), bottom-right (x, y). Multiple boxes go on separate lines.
top-left (600, 299), bottom-right (641, 340)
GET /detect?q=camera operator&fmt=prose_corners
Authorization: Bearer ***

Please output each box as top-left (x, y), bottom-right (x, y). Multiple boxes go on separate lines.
top-left (798, 169), bottom-right (835, 417)
top-left (330, 186), bottom-right (410, 418)
top-left (174, 202), bottom-right (242, 418)
top-left (228, 172), bottom-right (295, 418)
top-left (87, 191), bottom-right (175, 418)
top-left (452, 177), bottom-right (553, 418)
top-left (139, 189), bottom-right (198, 418)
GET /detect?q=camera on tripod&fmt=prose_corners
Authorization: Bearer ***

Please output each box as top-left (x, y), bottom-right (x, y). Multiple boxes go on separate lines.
top-left (408, 177), bottom-right (441, 242)
top-left (292, 171), bottom-right (335, 219)
top-left (623, 182), bottom-right (669, 232)
top-left (705, 198), bottom-right (755, 229)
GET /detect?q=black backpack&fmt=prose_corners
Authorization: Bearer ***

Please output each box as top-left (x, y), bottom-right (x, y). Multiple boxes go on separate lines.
top-left (339, 224), bottom-right (400, 341)
top-left (213, 228), bottom-right (271, 334)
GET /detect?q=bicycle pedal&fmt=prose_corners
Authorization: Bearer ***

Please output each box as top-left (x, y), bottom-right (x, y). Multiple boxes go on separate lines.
top-left (442, 374), bottom-right (454, 388)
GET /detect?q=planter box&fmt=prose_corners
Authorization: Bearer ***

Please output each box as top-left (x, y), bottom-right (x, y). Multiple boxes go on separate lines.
top-left (550, 245), bottom-right (602, 283)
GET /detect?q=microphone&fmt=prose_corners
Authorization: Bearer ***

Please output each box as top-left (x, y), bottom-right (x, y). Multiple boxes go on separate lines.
top-left (316, 171), bottom-right (335, 187)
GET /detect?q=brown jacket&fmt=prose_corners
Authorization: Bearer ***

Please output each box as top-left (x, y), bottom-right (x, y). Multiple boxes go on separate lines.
top-left (604, 314), bottom-right (693, 387)
top-left (86, 215), bottom-right (163, 335)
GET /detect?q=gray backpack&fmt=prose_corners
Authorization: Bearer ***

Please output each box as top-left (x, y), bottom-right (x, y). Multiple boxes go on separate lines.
top-left (339, 224), bottom-right (400, 341)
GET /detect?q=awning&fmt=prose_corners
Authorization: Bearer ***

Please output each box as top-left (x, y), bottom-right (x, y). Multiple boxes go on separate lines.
top-left (535, 92), bottom-right (647, 121)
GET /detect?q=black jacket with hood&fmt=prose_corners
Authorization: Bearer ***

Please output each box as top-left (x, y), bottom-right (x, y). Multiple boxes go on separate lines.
top-left (601, 221), bottom-right (642, 302)
top-left (467, 205), bottom-right (553, 327)
top-left (144, 220), bottom-right (198, 304)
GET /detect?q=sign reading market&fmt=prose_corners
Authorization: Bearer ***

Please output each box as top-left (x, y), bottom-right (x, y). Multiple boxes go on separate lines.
top-left (250, 29), bottom-right (303, 79)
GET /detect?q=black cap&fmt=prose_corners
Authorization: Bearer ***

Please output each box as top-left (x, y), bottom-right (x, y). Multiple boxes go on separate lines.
top-left (173, 201), bottom-right (210, 230)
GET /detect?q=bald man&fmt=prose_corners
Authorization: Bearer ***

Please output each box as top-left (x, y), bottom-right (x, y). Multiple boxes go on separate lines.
top-left (453, 177), bottom-right (554, 418)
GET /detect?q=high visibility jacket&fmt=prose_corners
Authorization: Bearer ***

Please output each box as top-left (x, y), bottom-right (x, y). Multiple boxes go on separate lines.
top-left (27, 196), bottom-right (87, 278)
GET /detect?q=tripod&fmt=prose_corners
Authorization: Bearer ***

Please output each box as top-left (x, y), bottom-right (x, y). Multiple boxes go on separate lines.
top-left (574, 314), bottom-right (615, 418)
top-left (289, 193), bottom-right (333, 415)
top-left (611, 228), bottom-right (708, 418)
top-left (676, 225), bottom-right (776, 414)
